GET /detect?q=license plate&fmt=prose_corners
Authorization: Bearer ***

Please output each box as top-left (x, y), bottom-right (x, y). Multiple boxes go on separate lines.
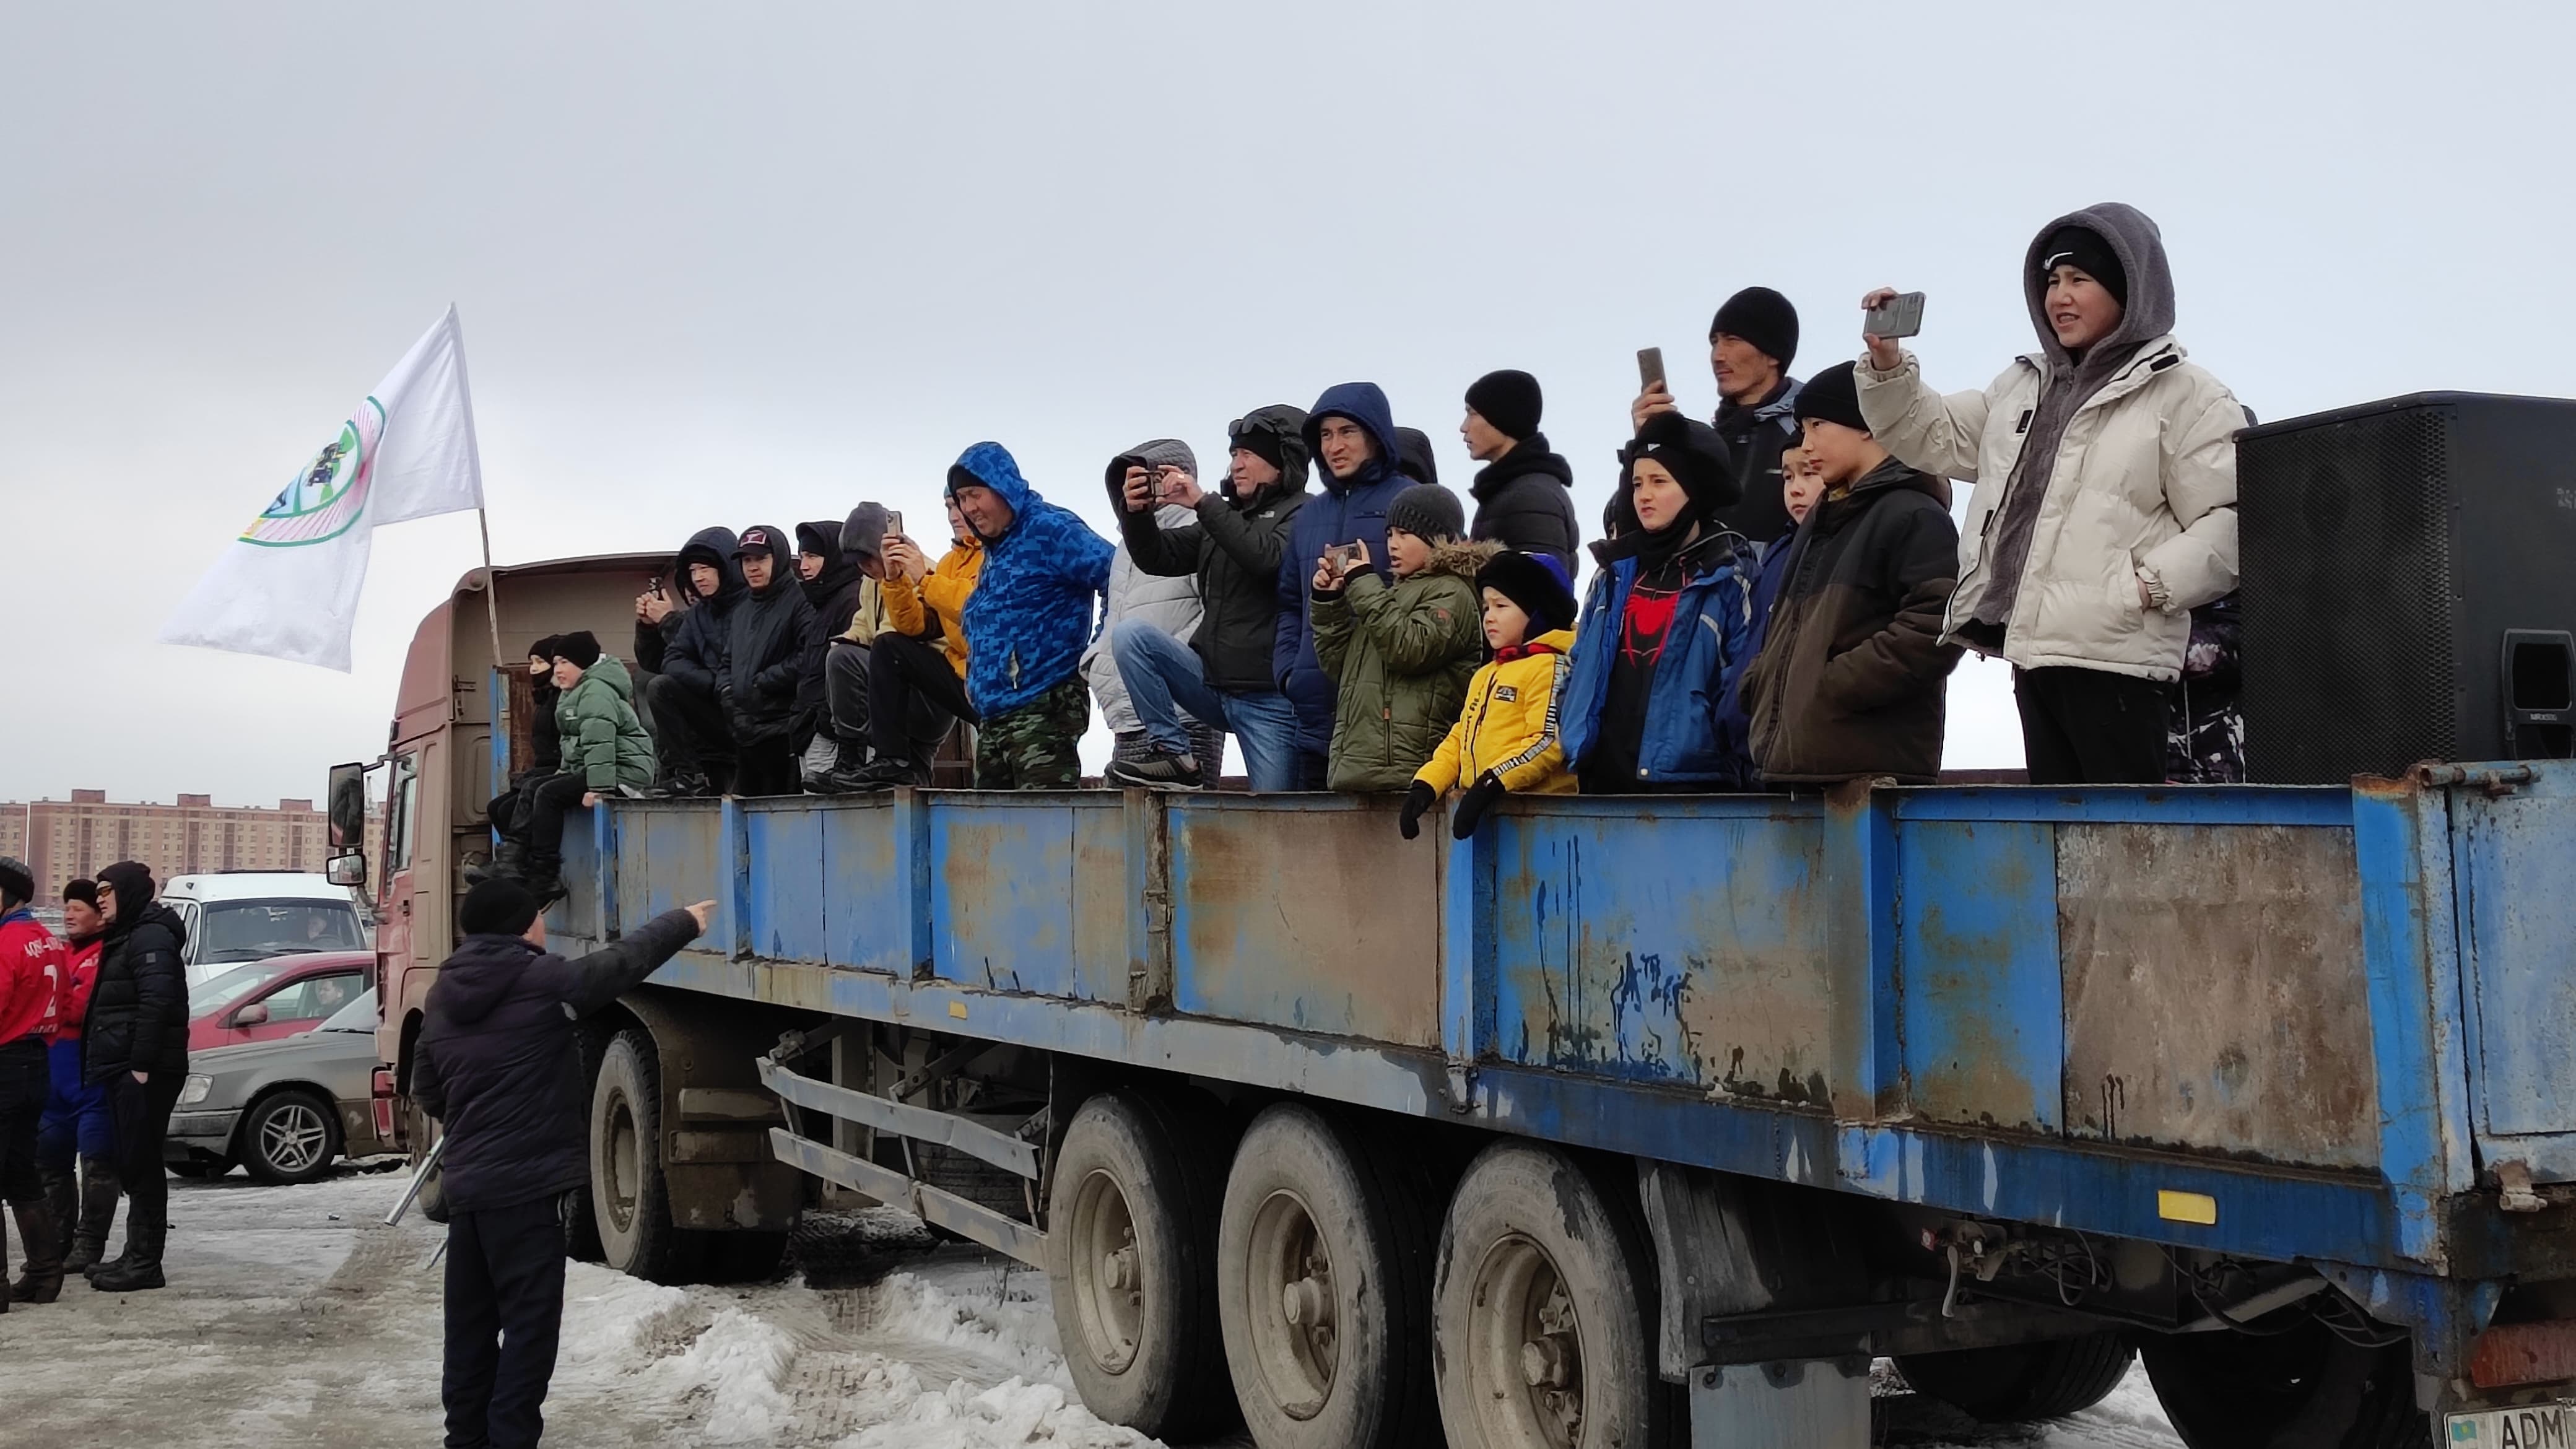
top-left (2448, 1404), bottom-right (2576, 1447)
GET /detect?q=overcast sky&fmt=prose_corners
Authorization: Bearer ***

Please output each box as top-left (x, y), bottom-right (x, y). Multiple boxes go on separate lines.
top-left (8, 1), bottom-right (2574, 807)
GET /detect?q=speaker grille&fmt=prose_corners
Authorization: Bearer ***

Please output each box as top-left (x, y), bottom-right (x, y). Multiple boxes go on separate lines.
top-left (2240, 405), bottom-right (2455, 782)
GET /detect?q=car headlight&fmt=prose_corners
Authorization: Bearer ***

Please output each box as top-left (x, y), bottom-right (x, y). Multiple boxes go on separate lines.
top-left (178, 1074), bottom-right (214, 1107)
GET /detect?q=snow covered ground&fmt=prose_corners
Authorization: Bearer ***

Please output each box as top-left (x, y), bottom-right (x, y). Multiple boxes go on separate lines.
top-left (0, 1164), bottom-right (2186, 1448)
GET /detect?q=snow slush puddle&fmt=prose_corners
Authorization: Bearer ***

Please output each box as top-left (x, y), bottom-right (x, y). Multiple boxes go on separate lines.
top-left (0, 1172), bottom-right (2181, 1448)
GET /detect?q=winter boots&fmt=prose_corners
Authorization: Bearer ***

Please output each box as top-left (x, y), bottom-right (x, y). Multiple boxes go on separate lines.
top-left (6, 1195), bottom-right (65, 1303)
top-left (464, 839), bottom-right (528, 887)
top-left (90, 1206), bottom-right (164, 1292)
top-left (516, 849), bottom-right (567, 907)
top-left (61, 1159), bottom-right (119, 1274)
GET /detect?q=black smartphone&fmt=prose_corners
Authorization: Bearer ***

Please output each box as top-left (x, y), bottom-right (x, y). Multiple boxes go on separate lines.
top-left (648, 577), bottom-right (666, 601)
top-left (1863, 292), bottom-right (1927, 339)
top-left (1637, 347), bottom-right (1666, 391)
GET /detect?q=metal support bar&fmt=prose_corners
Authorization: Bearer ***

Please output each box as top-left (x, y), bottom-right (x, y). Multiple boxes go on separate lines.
top-left (767, 1128), bottom-right (1045, 1266)
top-left (892, 1038), bottom-right (990, 1103)
top-left (757, 1056), bottom-right (1039, 1179)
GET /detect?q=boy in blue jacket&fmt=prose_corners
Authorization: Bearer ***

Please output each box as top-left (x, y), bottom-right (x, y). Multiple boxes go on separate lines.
top-left (947, 442), bottom-right (1115, 788)
top-left (1562, 412), bottom-right (1757, 792)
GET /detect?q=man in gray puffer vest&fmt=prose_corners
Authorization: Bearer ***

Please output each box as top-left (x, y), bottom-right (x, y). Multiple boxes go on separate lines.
top-left (414, 880), bottom-right (711, 1449)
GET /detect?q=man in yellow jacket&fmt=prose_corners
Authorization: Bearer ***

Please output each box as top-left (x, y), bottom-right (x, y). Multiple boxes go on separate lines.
top-left (1402, 551), bottom-right (1581, 840)
top-left (836, 498), bottom-right (986, 791)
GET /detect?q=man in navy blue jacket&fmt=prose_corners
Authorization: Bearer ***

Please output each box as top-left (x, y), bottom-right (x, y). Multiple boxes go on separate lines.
top-left (1273, 382), bottom-right (1412, 788)
top-left (414, 880), bottom-right (711, 1449)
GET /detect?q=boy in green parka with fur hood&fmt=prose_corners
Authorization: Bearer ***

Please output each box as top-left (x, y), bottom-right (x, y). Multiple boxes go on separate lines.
top-left (1309, 484), bottom-right (1491, 791)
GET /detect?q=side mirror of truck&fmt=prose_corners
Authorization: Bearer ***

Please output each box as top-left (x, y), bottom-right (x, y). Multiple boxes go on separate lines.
top-left (327, 853), bottom-right (367, 888)
top-left (233, 1002), bottom-right (271, 1028)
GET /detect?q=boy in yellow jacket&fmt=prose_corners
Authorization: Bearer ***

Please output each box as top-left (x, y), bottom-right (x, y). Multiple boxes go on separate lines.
top-left (1401, 551), bottom-right (1582, 840)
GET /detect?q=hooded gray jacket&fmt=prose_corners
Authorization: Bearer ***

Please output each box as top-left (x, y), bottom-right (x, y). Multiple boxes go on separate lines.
top-left (1856, 202), bottom-right (2242, 681)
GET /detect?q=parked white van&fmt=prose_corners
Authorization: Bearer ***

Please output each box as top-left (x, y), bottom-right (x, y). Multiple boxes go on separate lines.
top-left (161, 872), bottom-right (371, 985)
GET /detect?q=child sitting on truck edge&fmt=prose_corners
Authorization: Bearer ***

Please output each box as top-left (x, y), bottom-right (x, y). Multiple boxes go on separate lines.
top-left (1310, 482), bottom-right (1489, 792)
top-left (1560, 411), bottom-right (1757, 793)
top-left (1401, 550), bottom-right (1581, 840)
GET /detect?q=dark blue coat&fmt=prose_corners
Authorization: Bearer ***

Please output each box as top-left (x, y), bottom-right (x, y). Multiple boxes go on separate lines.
top-left (1562, 536), bottom-right (1757, 789)
top-left (1273, 382), bottom-right (1412, 759)
top-left (411, 908), bottom-right (701, 1213)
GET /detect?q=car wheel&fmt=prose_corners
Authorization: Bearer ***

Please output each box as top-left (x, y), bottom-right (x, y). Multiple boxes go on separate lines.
top-left (242, 1089), bottom-right (342, 1185)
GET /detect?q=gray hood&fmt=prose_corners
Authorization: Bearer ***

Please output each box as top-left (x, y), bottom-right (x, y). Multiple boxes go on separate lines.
top-left (2022, 201), bottom-right (2176, 371)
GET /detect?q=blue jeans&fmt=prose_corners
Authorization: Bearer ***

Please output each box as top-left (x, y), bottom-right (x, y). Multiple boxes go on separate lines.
top-left (1110, 620), bottom-right (1305, 793)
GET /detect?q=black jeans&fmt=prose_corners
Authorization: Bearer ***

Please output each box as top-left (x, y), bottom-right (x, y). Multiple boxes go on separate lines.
top-left (868, 632), bottom-right (975, 763)
top-left (2014, 665), bottom-right (2172, 785)
top-left (443, 1190), bottom-right (575, 1449)
top-left (0, 1037), bottom-right (48, 1204)
top-left (642, 672), bottom-right (735, 783)
top-left (108, 1068), bottom-right (184, 1229)
top-left (518, 773), bottom-right (590, 861)
top-left (733, 735), bottom-right (800, 795)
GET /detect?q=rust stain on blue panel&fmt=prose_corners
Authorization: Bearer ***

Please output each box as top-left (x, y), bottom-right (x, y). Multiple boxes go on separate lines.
top-left (619, 804), bottom-right (725, 933)
top-left (1897, 819), bottom-right (2061, 1133)
top-left (931, 796), bottom-right (1123, 1001)
top-left (1492, 803), bottom-right (1831, 1097)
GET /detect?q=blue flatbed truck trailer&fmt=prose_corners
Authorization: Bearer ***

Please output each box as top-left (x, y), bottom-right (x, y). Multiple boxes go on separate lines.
top-left (334, 552), bottom-right (2576, 1449)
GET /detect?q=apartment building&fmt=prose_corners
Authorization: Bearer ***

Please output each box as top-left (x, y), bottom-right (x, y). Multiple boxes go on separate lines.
top-left (0, 790), bottom-right (385, 908)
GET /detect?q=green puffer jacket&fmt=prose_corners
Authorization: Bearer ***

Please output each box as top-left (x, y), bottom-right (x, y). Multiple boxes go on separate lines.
top-left (555, 655), bottom-right (658, 793)
top-left (1312, 541), bottom-right (1493, 791)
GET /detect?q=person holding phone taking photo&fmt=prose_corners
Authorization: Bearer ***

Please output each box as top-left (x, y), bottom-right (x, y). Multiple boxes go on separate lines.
top-left (1853, 202), bottom-right (2243, 785)
top-left (1631, 286), bottom-right (1807, 549)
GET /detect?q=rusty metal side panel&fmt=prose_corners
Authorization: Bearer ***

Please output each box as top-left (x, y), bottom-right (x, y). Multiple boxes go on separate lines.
top-left (817, 799), bottom-right (905, 974)
top-left (1897, 820), bottom-right (2063, 1134)
top-left (1168, 798), bottom-right (1442, 1047)
top-left (743, 801), bottom-right (827, 963)
top-left (1489, 803), bottom-right (1832, 1099)
top-left (615, 803), bottom-right (729, 942)
top-left (2452, 767), bottom-right (2576, 1178)
top-left (929, 794), bottom-right (1125, 1001)
top-left (2059, 822), bottom-right (2378, 1168)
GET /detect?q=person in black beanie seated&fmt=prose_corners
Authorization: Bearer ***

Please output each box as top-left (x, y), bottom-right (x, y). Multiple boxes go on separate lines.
top-left (1630, 285), bottom-right (1806, 549)
top-left (1560, 411), bottom-right (1759, 793)
top-left (1460, 368), bottom-right (1580, 572)
top-left (474, 637), bottom-right (565, 886)
top-left (413, 879), bottom-right (713, 1449)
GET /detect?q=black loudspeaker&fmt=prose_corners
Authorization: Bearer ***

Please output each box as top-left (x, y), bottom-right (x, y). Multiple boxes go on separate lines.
top-left (2239, 391), bottom-right (2576, 784)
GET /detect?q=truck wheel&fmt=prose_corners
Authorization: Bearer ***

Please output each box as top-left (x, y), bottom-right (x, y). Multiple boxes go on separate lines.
top-left (1216, 1102), bottom-right (1439, 1449)
top-left (1896, 1331), bottom-right (2133, 1421)
top-left (565, 1023), bottom-right (611, 1263)
top-left (1433, 1142), bottom-right (1676, 1449)
top-left (2142, 1313), bottom-right (2425, 1449)
top-left (241, 1089), bottom-right (342, 1185)
top-left (591, 1029), bottom-right (692, 1282)
top-left (1047, 1090), bottom-right (1234, 1439)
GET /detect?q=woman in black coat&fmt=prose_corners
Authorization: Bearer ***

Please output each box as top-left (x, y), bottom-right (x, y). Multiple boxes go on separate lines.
top-left (84, 861), bottom-right (189, 1292)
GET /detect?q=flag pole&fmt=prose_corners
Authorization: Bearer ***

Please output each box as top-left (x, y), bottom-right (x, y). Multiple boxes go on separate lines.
top-left (478, 505), bottom-right (510, 742)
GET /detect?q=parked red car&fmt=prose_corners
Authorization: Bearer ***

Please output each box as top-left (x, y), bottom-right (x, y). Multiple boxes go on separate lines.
top-left (187, 951), bottom-right (374, 1053)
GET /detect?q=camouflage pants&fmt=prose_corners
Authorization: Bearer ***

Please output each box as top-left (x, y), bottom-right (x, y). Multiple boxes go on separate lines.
top-left (975, 679), bottom-right (1089, 790)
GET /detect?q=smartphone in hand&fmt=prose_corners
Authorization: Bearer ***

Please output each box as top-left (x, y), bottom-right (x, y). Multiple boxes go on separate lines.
top-left (1325, 542), bottom-right (1362, 573)
top-left (1637, 347), bottom-right (1666, 390)
top-left (1863, 292), bottom-right (1926, 339)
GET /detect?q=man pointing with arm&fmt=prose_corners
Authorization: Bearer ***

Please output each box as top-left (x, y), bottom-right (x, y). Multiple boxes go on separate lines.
top-left (413, 879), bottom-right (713, 1449)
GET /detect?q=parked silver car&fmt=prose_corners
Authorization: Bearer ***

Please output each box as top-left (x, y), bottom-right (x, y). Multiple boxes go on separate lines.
top-left (170, 987), bottom-right (390, 1183)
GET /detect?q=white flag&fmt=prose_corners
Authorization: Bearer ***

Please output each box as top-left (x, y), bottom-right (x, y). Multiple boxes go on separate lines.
top-left (161, 305), bottom-right (486, 671)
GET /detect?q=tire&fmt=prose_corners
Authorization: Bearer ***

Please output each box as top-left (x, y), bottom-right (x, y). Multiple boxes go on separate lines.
top-left (1433, 1142), bottom-right (1677, 1449)
top-left (591, 1029), bottom-right (692, 1282)
top-left (2142, 1312), bottom-right (2426, 1449)
top-left (1216, 1102), bottom-right (1440, 1449)
top-left (240, 1089), bottom-right (342, 1185)
top-left (1897, 1331), bottom-right (2134, 1422)
top-left (1046, 1090), bottom-right (1236, 1440)
top-left (565, 1022), bottom-right (611, 1263)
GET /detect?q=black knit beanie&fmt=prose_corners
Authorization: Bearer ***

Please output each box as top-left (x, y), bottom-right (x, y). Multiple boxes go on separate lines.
top-left (458, 877), bottom-right (541, 938)
top-left (1791, 362), bottom-right (1869, 434)
top-left (0, 856), bottom-right (31, 908)
top-left (2039, 226), bottom-right (2128, 307)
top-left (1709, 286), bottom-right (1800, 370)
top-left (63, 879), bottom-right (98, 909)
top-left (1385, 482), bottom-right (1466, 542)
top-left (1464, 370), bottom-right (1543, 442)
top-left (554, 631), bottom-right (603, 669)
top-left (1625, 412), bottom-right (1739, 522)
top-left (1476, 551), bottom-right (1578, 634)
top-left (529, 635), bottom-right (563, 665)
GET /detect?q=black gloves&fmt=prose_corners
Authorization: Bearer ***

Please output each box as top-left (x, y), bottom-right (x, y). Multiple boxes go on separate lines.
top-left (1452, 776), bottom-right (1507, 840)
top-left (1398, 781), bottom-right (1437, 840)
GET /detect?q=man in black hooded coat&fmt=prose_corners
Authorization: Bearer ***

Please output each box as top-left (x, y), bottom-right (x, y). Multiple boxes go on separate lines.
top-left (724, 524), bottom-right (816, 796)
top-left (82, 861), bottom-right (189, 1292)
top-left (793, 518), bottom-right (867, 786)
top-left (640, 526), bottom-right (746, 796)
top-left (415, 879), bottom-right (710, 1449)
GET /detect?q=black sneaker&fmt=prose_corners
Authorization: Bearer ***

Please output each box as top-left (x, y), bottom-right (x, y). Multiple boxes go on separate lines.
top-left (1107, 751), bottom-right (1204, 791)
top-left (648, 773), bottom-right (712, 799)
top-left (846, 757), bottom-right (931, 791)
